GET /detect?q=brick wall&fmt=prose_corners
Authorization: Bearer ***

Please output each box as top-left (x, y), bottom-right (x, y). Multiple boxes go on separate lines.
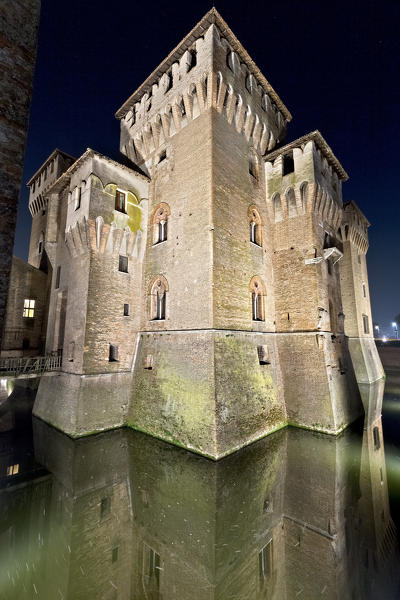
top-left (0, 0), bottom-right (41, 346)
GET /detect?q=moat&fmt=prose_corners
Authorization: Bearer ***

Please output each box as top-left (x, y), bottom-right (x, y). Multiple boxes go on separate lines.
top-left (0, 375), bottom-right (399, 600)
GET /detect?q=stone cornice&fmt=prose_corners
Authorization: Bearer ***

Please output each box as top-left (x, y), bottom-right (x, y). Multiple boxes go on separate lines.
top-left (26, 148), bottom-right (76, 186)
top-left (264, 130), bottom-right (349, 181)
top-left (115, 7), bottom-right (291, 122)
top-left (343, 200), bottom-right (370, 227)
top-left (45, 148), bottom-right (150, 195)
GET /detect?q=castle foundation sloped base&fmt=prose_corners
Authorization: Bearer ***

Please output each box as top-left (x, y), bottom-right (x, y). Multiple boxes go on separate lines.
top-left (128, 330), bottom-right (287, 460)
top-left (33, 333), bottom-right (383, 459)
top-left (275, 332), bottom-right (363, 434)
top-left (33, 371), bottom-right (132, 437)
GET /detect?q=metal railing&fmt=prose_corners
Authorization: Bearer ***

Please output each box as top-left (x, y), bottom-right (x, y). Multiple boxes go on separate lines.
top-left (0, 352), bottom-right (62, 377)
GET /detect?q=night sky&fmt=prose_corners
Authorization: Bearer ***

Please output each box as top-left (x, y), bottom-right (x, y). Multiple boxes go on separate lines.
top-left (15, 0), bottom-right (400, 334)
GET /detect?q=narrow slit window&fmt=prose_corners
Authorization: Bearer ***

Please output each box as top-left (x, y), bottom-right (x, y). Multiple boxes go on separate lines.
top-left (112, 546), bottom-right (119, 563)
top-left (257, 346), bottom-right (270, 365)
top-left (109, 344), bottom-right (119, 362)
top-left (100, 497), bottom-right (111, 518)
top-left (373, 426), bottom-right (380, 450)
top-left (119, 255), bottom-right (128, 273)
top-left (362, 314), bottom-right (369, 334)
top-left (55, 265), bottom-right (61, 289)
top-left (362, 283), bottom-right (366, 297)
top-left (123, 303), bottom-right (130, 316)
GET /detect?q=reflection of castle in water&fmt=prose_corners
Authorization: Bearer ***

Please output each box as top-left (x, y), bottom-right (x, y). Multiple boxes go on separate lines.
top-left (0, 416), bottom-right (398, 599)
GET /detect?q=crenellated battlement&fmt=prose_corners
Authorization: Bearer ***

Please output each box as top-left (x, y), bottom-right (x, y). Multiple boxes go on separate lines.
top-left (339, 201), bottom-right (369, 253)
top-left (65, 216), bottom-right (145, 261)
top-left (267, 180), bottom-right (343, 231)
top-left (120, 67), bottom-right (285, 166)
top-left (118, 9), bottom-right (291, 168)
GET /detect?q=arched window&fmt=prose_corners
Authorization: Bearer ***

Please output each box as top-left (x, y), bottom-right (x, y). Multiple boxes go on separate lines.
top-left (250, 276), bottom-right (266, 322)
top-left (273, 194), bottom-right (282, 223)
top-left (149, 275), bottom-right (169, 321)
top-left (286, 188), bottom-right (297, 218)
top-left (151, 203), bottom-right (171, 244)
top-left (248, 205), bottom-right (262, 246)
top-left (299, 182), bottom-right (308, 214)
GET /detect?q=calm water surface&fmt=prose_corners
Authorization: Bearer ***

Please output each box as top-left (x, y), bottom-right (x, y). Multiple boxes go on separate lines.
top-left (1, 381), bottom-right (400, 599)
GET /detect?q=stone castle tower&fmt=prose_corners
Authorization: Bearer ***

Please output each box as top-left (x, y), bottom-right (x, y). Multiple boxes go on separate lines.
top-left (23, 8), bottom-right (383, 459)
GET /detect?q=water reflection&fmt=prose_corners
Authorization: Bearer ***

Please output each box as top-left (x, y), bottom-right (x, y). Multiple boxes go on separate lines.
top-left (0, 414), bottom-right (399, 599)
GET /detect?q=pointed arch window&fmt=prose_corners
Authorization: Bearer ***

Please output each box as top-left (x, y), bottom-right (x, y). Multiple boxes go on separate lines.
top-left (152, 203), bottom-right (171, 245)
top-left (248, 205), bottom-right (262, 246)
top-left (149, 275), bottom-right (169, 321)
top-left (250, 277), bottom-right (266, 322)
top-left (272, 194), bottom-right (282, 223)
top-left (299, 182), bottom-right (308, 214)
top-left (286, 188), bottom-right (297, 218)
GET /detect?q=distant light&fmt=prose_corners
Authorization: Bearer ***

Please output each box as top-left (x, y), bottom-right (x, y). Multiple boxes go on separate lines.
top-left (382, 336), bottom-right (388, 342)
top-left (392, 322), bottom-right (398, 328)
top-left (374, 325), bottom-right (379, 330)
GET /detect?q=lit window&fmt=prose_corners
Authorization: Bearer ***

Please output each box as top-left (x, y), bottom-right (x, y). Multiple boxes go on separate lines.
top-left (119, 255), bottom-right (128, 273)
top-left (115, 189), bottom-right (127, 213)
top-left (23, 299), bottom-right (35, 318)
top-left (7, 464), bottom-right (19, 476)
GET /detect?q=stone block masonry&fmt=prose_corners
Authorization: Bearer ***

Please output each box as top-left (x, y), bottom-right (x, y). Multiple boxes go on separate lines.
top-left (0, 1), bottom-right (41, 348)
top-left (22, 8), bottom-right (384, 458)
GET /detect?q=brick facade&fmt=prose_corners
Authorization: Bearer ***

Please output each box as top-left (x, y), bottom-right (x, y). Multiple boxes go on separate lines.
top-left (4, 8), bottom-right (383, 458)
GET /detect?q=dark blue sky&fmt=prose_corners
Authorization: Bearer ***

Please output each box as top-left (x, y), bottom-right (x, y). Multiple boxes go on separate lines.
top-left (16, 0), bottom-right (400, 334)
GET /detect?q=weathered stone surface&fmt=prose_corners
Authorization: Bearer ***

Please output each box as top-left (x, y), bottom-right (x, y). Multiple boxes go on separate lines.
top-left (0, 0), bottom-right (41, 347)
top-left (13, 8), bottom-right (384, 458)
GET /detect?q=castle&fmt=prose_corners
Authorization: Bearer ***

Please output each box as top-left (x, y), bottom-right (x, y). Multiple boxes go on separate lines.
top-left (2, 8), bottom-right (384, 459)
